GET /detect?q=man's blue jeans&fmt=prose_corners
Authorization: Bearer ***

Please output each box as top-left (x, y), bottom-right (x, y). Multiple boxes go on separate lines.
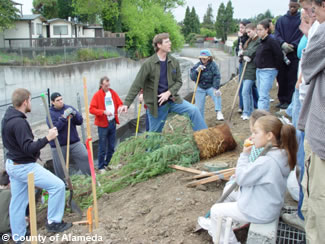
top-left (242, 80), bottom-right (255, 117)
top-left (6, 159), bottom-right (65, 241)
top-left (195, 86), bottom-right (221, 119)
top-left (97, 120), bottom-right (116, 169)
top-left (256, 68), bottom-right (278, 111)
top-left (296, 129), bottom-right (305, 220)
top-left (147, 100), bottom-right (207, 132)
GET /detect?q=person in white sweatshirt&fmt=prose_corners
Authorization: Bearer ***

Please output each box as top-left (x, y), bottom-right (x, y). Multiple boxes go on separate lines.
top-left (198, 115), bottom-right (298, 243)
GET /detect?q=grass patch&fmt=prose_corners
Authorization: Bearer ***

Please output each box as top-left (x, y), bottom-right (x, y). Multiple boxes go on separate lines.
top-left (70, 116), bottom-right (200, 209)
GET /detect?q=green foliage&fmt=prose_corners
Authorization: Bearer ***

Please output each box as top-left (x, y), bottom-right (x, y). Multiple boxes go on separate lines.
top-left (215, 0), bottom-right (235, 42)
top-left (71, 116), bottom-right (200, 209)
top-left (121, 0), bottom-right (184, 58)
top-left (182, 6), bottom-right (200, 41)
top-left (185, 33), bottom-right (197, 46)
top-left (0, 0), bottom-right (20, 32)
top-left (202, 4), bottom-right (214, 29)
top-left (156, 0), bottom-right (185, 11)
top-left (57, 0), bottom-right (74, 19)
top-left (32, 0), bottom-right (58, 19)
top-left (200, 28), bottom-right (216, 38)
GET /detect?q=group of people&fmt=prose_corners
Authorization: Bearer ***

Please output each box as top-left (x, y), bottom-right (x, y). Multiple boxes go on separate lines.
top-left (1, 0), bottom-right (325, 242)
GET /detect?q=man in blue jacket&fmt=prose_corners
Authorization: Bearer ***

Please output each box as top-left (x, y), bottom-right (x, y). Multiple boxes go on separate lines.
top-left (274, 0), bottom-right (302, 109)
top-left (47, 92), bottom-right (90, 182)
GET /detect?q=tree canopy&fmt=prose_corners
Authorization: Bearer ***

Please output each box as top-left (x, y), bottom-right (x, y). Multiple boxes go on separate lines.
top-left (202, 4), bottom-right (214, 29)
top-left (32, 0), bottom-right (58, 19)
top-left (0, 0), bottom-right (20, 32)
top-left (181, 6), bottom-right (200, 38)
top-left (215, 0), bottom-right (236, 42)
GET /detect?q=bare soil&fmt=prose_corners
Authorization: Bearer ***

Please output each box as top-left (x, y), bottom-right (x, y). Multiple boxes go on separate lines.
top-left (17, 78), bottom-right (293, 244)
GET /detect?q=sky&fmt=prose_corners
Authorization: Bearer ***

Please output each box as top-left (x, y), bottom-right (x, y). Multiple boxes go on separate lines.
top-left (16, 0), bottom-right (290, 22)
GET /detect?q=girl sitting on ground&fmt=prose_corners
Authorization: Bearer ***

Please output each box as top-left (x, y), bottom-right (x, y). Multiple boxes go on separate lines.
top-left (198, 115), bottom-right (297, 243)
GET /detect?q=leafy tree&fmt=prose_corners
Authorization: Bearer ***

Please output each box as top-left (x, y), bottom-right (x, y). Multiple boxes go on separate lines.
top-left (202, 4), bottom-right (214, 29)
top-left (215, 0), bottom-right (235, 42)
top-left (32, 0), bottom-right (58, 19)
top-left (0, 0), bottom-right (20, 31)
top-left (121, 0), bottom-right (183, 58)
top-left (200, 28), bottom-right (216, 38)
top-left (57, 0), bottom-right (74, 19)
top-left (190, 7), bottom-right (200, 34)
top-left (182, 6), bottom-right (191, 37)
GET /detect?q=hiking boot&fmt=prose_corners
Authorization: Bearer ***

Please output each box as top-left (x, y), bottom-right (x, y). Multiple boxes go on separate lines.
top-left (46, 221), bottom-right (72, 233)
top-left (281, 212), bottom-right (305, 231)
top-left (216, 111), bottom-right (224, 121)
top-left (198, 216), bottom-right (211, 230)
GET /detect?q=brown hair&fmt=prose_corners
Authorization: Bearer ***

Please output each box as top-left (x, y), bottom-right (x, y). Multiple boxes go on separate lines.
top-left (246, 23), bottom-right (256, 30)
top-left (152, 33), bottom-right (169, 52)
top-left (99, 76), bottom-right (109, 90)
top-left (299, 0), bottom-right (312, 3)
top-left (11, 88), bottom-right (31, 108)
top-left (250, 110), bottom-right (271, 125)
top-left (256, 115), bottom-right (297, 170)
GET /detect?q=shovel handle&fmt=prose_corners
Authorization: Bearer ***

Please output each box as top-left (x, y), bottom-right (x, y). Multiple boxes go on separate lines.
top-left (135, 102), bottom-right (142, 137)
top-left (191, 69), bottom-right (202, 104)
top-left (40, 94), bottom-right (73, 190)
top-left (66, 116), bottom-right (71, 172)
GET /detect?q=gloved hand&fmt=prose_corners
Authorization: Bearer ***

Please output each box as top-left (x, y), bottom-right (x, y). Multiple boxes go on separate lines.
top-left (243, 56), bottom-right (251, 62)
top-left (238, 49), bottom-right (243, 57)
top-left (63, 107), bottom-right (74, 119)
top-left (214, 89), bottom-right (222, 97)
top-left (196, 65), bottom-right (206, 72)
top-left (281, 42), bottom-right (294, 54)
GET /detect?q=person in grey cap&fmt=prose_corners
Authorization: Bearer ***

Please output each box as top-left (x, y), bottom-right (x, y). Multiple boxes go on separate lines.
top-left (190, 49), bottom-right (224, 121)
top-left (47, 92), bottom-right (90, 182)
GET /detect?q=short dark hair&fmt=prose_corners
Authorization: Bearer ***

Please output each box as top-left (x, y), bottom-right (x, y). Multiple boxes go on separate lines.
top-left (99, 76), bottom-right (109, 89)
top-left (246, 23), bottom-right (256, 30)
top-left (11, 88), bottom-right (31, 108)
top-left (240, 20), bottom-right (251, 26)
top-left (152, 33), bottom-right (170, 52)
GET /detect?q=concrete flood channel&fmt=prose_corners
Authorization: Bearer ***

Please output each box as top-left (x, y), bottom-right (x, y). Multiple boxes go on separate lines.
top-left (0, 47), bottom-right (236, 173)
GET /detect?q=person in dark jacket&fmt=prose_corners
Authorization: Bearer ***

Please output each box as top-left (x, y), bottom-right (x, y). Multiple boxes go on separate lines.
top-left (241, 23), bottom-right (260, 120)
top-left (236, 20), bottom-right (259, 113)
top-left (1, 88), bottom-right (71, 242)
top-left (190, 49), bottom-right (224, 121)
top-left (256, 19), bottom-right (284, 111)
top-left (118, 33), bottom-right (207, 132)
top-left (274, 0), bottom-right (303, 109)
top-left (47, 92), bottom-right (90, 181)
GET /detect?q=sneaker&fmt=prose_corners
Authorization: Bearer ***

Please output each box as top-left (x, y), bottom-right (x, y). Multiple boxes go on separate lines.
top-left (270, 98), bottom-right (275, 102)
top-left (275, 103), bottom-right (282, 108)
top-left (46, 221), bottom-right (72, 233)
top-left (242, 115), bottom-right (249, 121)
top-left (281, 212), bottom-right (305, 231)
top-left (237, 108), bottom-right (243, 114)
top-left (198, 216), bottom-right (211, 230)
top-left (216, 111), bottom-right (224, 121)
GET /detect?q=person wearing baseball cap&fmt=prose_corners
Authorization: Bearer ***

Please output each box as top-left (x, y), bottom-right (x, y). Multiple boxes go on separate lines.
top-left (190, 49), bottom-right (224, 121)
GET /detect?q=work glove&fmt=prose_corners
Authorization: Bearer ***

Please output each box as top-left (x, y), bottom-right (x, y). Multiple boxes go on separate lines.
top-left (243, 56), bottom-right (251, 62)
top-left (63, 107), bottom-right (74, 119)
top-left (281, 42), bottom-right (294, 54)
top-left (196, 65), bottom-right (206, 72)
top-left (214, 89), bottom-right (222, 97)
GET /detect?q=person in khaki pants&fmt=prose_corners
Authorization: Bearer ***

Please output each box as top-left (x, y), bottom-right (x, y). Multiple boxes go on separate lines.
top-left (298, 1), bottom-right (325, 242)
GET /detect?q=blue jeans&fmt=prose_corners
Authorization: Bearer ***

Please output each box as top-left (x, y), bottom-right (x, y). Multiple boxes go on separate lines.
top-left (6, 159), bottom-right (65, 241)
top-left (297, 130), bottom-right (305, 220)
top-left (147, 100), bottom-right (207, 132)
top-left (242, 80), bottom-right (255, 117)
top-left (256, 68), bottom-right (278, 111)
top-left (195, 86), bottom-right (222, 119)
top-left (97, 120), bottom-right (116, 169)
top-left (291, 88), bottom-right (301, 128)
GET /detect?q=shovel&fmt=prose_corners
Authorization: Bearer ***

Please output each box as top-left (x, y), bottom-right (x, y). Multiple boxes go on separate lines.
top-left (191, 69), bottom-right (202, 104)
top-left (66, 116), bottom-right (71, 172)
top-left (135, 102), bottom-right (142, 137)
top-left (40, 94), bottom-right (82, 217)
top-left (227, 61), bottom-right (248, 123)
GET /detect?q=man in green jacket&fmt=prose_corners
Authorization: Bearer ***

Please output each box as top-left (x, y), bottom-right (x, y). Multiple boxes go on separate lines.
top-left (118, 33), bottom-right (207, 132)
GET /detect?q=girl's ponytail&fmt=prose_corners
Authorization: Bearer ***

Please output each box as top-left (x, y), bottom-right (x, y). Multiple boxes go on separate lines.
top-left (280, 124), bottom-right (298, 170)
